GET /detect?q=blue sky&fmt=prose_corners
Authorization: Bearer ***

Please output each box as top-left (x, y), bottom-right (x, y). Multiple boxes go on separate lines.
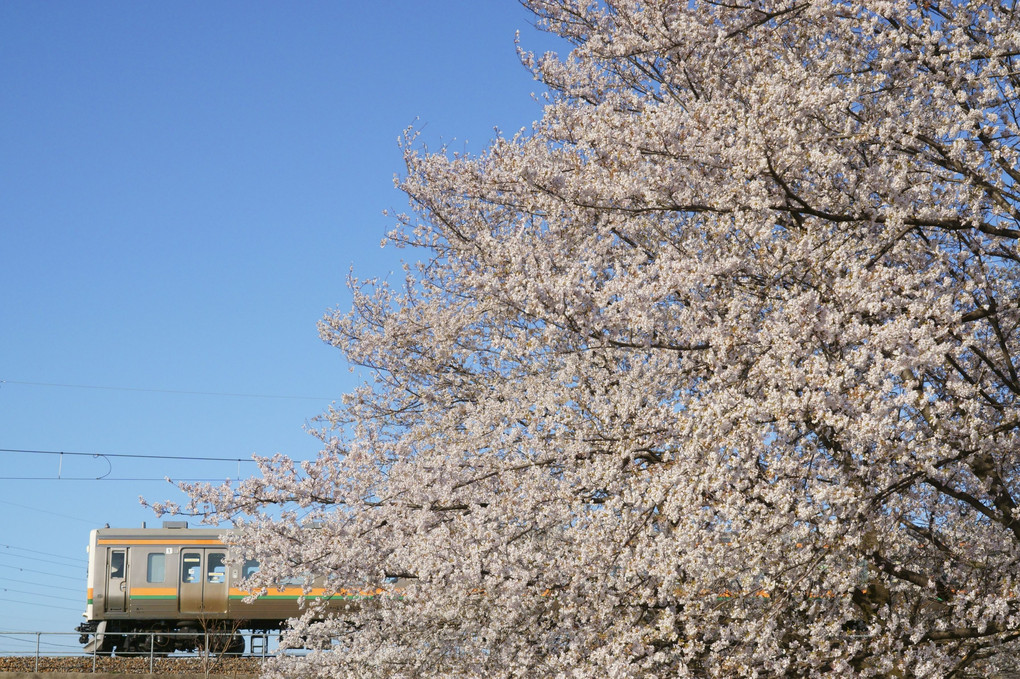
top-left (0, 1), bottom-right (559, 645)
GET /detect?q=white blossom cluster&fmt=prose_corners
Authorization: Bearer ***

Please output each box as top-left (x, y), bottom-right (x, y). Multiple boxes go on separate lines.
top-left (159, 1), bottom-right (1020, 676)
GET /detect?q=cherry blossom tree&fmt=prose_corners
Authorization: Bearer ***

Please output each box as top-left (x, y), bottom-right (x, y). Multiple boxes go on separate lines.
top-left (163, 1), bottom-right (1020, 676)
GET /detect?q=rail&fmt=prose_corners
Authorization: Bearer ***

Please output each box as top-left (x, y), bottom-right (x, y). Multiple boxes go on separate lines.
top-left (0, 630), bottom-right (273, 674)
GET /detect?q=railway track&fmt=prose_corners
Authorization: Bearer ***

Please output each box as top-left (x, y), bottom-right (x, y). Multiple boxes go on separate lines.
top-left (0, 655), bottom-right (264, 674)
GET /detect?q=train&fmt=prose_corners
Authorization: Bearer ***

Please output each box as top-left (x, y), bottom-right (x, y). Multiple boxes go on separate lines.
top-left (75, 522), bottom-right (366, 656)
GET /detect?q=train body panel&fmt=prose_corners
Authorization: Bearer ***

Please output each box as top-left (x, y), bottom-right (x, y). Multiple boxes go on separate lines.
top-left (78, 524), bottom-right (363, 655)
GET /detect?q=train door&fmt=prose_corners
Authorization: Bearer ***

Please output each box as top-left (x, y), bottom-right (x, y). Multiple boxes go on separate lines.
top-left (179, 549), bottom-right (228, 615)
top-left (106, 549), bottom-right (127, 612)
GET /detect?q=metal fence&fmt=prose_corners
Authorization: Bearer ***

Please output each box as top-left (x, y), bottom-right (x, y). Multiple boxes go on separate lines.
top-left (0, 630), bottom-right (274, 673)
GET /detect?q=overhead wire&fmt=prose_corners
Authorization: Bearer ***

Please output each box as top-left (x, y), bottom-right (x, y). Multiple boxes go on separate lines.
top-left (0, 588), bottom-right (81, 604)
top-left (0, 499), bottom-right (102, 525)
top-left (0, 447), bottom-right (260, 481)
top-left (0, 448), bottom-right (259, 463)
top-left (0, 477), bottom-right (240, 482)
top-left (0, 564), bottom-right (82, 582)
top-left (0, 552), bottom-right (82, 570)
top-left (1, 578), bottom-right (80, 594)
top-left (0, 597), bottom-right (81, 612)
top-left (0, 544), bottom-right (84, 565)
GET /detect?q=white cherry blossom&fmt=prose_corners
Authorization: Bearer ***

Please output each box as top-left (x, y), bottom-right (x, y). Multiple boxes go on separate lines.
top-left (159, 2), bottom-right (1020, 676)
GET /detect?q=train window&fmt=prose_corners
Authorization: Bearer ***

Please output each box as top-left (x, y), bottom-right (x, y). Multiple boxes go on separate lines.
top-left (182, 552), bottom-right (201, 583)
top-left (207, 552), bottom-right (226, 583)
top-left (109, 551), bottom-right (124, 579)
top-left (146, 553), bottom-right (166, 583)
top-left (242, 559), bottom-right (260, 578)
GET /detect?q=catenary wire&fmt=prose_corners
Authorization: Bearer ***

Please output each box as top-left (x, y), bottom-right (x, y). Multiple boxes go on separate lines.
top-left (1, 578), bottom-right (80, 594)
top-left (0, 598), bottom-right (81, 612)
top-left (0, 477), bottom-right (240, 482)
top-left (1, 588), bottom-right (81, 604)
top-left (0, 499), bottom-right (102, 525)
top-left (1, 544), bottom-right (84, 565)
top-left (0, 448), bottom-right (259, 463)
top-left (0, 564), bottom-right (83, 582)
top-left (0, 553), bottom-right (83, 570)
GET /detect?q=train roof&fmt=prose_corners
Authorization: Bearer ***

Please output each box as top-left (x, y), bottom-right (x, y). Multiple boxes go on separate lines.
top-left (92, 523), bottom-right (232, 542)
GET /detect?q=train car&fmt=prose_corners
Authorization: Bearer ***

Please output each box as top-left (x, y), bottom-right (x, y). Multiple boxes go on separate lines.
top-left (75, 522), bottom-right (362, 656)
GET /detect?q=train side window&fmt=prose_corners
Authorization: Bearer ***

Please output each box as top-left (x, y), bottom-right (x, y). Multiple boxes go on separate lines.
top-left (110, 551), bottom-right (125, 579)
top-left (147, 553), bottom-right (166, 583)
top-left (207, 552), bottom-right (226, 583)
top-left (242, 559), bottom-right (260, 578)
top-left (182, 552), bottom-right (201, 583)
